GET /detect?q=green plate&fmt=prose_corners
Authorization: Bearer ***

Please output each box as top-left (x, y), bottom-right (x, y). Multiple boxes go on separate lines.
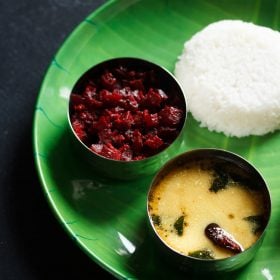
top-left (33, 0), bottom-right (280, 279)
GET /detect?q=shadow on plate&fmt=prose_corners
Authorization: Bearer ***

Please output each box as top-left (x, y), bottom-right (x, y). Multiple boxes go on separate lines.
top-left (46, 127), bottom-right (154, 224)
top-left (127, 228), bottom-right (250, 280)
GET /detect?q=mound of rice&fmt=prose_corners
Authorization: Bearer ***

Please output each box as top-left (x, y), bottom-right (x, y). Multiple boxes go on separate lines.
top-left (175, 20), bottom-right (280, 137)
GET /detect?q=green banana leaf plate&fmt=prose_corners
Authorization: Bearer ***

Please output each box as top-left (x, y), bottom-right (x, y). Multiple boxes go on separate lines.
top-left (33, 0), bottom-right (280, 279)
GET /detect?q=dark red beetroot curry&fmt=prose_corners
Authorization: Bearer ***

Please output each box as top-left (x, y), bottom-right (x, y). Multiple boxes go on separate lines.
top-left (69, 64), bottom-right (185, 161)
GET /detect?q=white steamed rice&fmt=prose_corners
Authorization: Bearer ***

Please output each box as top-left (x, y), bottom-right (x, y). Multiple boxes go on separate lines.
top-left (175, 20), bottom-right (280, 137)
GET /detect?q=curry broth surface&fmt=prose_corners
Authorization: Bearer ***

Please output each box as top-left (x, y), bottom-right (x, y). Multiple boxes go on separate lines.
top-left (149, 163), bottom-right (265, 259)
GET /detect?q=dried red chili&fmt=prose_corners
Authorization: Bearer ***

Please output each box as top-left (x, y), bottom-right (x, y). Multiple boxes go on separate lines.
top-left (70, 64), bottom-right (185, 161)
top-left (205, 223), bottom-right (243, 254)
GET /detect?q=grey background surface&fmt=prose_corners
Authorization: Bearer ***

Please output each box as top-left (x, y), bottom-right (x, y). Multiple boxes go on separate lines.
top-left (0, 1), bottom-right (117, 279)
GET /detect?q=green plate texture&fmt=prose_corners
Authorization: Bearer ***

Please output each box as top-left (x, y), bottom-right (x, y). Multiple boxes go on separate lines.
top-left (33, 0), bottom-right (280, 279)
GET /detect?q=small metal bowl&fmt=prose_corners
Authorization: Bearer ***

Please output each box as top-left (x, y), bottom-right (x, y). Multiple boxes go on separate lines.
top-left (67, 57), bottom-right (187, 180)
top-left (147, 148), bottom-right (271, 274)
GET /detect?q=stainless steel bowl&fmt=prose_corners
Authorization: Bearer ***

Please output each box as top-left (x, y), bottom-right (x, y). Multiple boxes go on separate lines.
top-left (68, 57), bottom-right (187, 180)
top-left (147, 148), bottom-right (271, 274)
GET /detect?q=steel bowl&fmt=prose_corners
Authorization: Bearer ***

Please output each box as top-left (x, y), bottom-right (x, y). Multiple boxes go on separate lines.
top-left (147, 148), bottom-right (271, 274)
top-left (67, 57), bottom-right (187, 180)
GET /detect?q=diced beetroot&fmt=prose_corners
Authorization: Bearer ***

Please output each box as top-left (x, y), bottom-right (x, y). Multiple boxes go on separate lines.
top-left (83, 84), bottom-right (97, 98)
top-left (90, 144), bottom-right (103, 154)
top-left (114, 111), bottom-right (134, 130)
top-left (144, 134), bottom-right (164, 150)
top-left (145, 88), bottom-right (168, 107)
top-left (133, 155), bottom-right (145, 160)
top-left (104, 111), bottom-right (120, 127)
top-left (78, 111), bottom-right (95, 126)
top-left (124, 129), bottom-right (133, 142)
top-left (119, 144), bottom-right (133, 161)
top-left (72, 120), bottom-right (87, 142)
top-left (99, 89), bottom-right (123, 106)
top-left (100, 143), bottom-right (121, 160)
top-left (93, 115), bottom-right (112, 131)
top-left (98, 89), bottom-right (110, 102)
top-left (98, 129), bottom-right (113, 144)
top-left (143, 109), bottom-right (159, 128)
top-left (132, 89), bottom-right (145, 104)
top-left (119, 86), bottom-right (131, 96)
top-left (132, 129), bottom-right (143, 153)
top-left (101, 72), bottom-right (117, 90)
top-left (86, 97), bottom-right (103, 109)
top-left (123, 110), bottom-right (134, 125)
top-left (126, 94), bottom-right (139, 111)
top-left (104, 107), bottom-right (124, 120)
top-left (112, 89), bottom-right (124, 100)
top-left (97, 129), bottom-right (125, 147)
top-left (133, 111), bottom-right (143, 128)
top-left (119, 88), bottom-right (139, 110)
top-left (159, 106), bottom-right (183, 127)
top-left (83, 84), bottom-right (102, 108)
top-left (74, 104), bottom-right (86, 111)
top-left (110, 130), bottom-right (126, 147)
